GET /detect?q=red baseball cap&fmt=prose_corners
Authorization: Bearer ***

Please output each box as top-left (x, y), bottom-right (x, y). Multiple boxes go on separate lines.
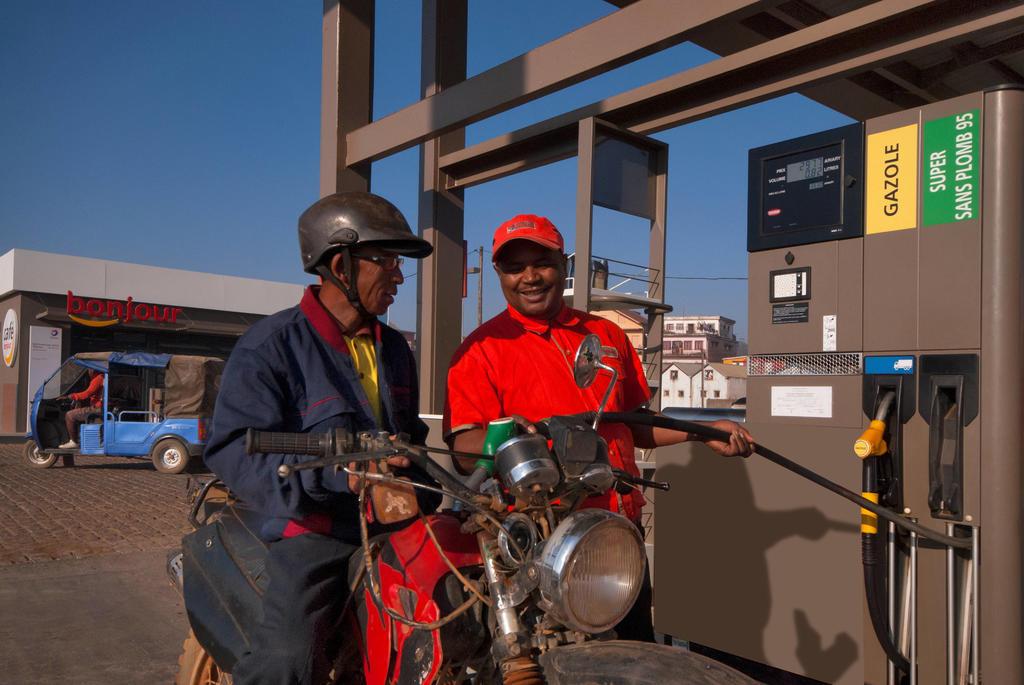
top-left (492, 214), bottom-right (564, 261)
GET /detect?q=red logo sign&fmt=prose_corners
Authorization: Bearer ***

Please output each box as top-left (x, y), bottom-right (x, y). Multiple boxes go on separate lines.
top-left (66, 291), bottom-right (184, 328)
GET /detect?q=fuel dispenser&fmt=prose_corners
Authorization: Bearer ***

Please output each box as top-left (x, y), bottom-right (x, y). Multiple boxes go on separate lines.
top-left (655, 87), bottom-right (1023, 684)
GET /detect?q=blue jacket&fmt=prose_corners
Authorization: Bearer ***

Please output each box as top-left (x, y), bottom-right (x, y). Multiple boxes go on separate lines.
top-left (204, 286), bottom-right (433, 541)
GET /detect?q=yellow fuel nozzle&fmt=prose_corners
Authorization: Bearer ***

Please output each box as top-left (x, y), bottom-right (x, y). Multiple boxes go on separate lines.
top-left (854, 419), bottom-right (888, 459)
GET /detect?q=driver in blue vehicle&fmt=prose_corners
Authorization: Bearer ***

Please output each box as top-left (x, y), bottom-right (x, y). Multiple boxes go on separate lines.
top-left (59, 369), bottom-right (104, 449)
top-left (204, 192), bottom-right (439, 685)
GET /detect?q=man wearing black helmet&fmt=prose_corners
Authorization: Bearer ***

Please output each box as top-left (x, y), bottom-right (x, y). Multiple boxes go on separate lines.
top-left (203, 192), bottom-right (438, 685)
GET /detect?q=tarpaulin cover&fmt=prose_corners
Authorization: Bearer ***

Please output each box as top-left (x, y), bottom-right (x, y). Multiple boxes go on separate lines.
top-left (73, 351), bottom-right (173, 370)
top-left (71, 352), bottom-right (223, 418)
top-left (163, 356), bottom-right (224, 418)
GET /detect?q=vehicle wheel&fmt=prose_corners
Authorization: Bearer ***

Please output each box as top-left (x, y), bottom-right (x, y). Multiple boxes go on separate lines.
top-left (176, 630), bottom-right (232, 685)
top-left (24, 440), bottom-right (57, 469)
top-left (152, 438), bottom-right (190, 475)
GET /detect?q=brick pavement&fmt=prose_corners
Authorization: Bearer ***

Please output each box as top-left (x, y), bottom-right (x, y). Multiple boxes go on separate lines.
top-left (0, 440), bottom-right (200, 683)
top-left (0, 441), bottom-right (195, 565)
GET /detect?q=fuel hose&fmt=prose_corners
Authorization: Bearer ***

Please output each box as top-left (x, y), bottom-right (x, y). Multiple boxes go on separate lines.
top-left (862, 454), bottom-right (911, 674)
top-left (597, 411), bottom-right (970, 550)
top-left (858, 391), bottom-right (910, 674)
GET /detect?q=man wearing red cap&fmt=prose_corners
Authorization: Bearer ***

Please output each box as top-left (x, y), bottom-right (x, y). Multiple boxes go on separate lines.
top-left (443, 214), bottom-right (754, 642)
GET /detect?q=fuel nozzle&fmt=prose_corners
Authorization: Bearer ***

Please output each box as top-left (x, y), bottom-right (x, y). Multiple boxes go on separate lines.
top-left (856, 390), bottom-right (896, 533)
top-left (854, 420), bottom-right (888, 459)
top-left (854, 389), bottom-right (897, 459)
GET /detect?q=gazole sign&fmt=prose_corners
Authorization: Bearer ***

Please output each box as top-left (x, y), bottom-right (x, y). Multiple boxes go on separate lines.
top-left (66, 291), bottom-right (185, 328)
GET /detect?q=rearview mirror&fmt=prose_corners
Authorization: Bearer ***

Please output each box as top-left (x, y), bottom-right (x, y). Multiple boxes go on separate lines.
top-left (572, 334), bottom-right (618, 429)
top-left (573, 334), bottom-right (603, 389)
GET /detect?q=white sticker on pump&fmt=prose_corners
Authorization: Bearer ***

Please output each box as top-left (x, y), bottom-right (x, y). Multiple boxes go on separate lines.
top-left (823, 314), bottom-right (837, 352)
top-left (771, 386), bottom-right (833, 418)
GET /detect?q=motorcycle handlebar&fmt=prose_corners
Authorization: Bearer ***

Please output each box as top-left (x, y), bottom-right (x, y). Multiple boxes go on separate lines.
top-left (613, 468), bottom-right (670, 492)
top-left (245, 428), bottom-right (482, 502)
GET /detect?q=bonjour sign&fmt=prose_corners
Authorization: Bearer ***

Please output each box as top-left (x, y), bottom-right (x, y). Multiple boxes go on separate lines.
top-left (66, 291), bottom-right (184, 328)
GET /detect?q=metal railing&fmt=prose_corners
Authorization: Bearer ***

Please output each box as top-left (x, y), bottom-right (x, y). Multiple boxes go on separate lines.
top-left (888, 521), bottom-right (978, 684)
top-left (564, 252), bottom-right (661, 299)
top-left (115, 410), bottom-right (162, 422)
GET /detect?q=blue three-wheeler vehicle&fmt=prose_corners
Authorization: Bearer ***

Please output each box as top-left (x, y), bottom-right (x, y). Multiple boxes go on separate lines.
top-left (24, 352), bottom-right (223, 474)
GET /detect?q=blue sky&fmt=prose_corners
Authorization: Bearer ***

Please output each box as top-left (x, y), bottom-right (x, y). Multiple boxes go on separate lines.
top-left (0, 1), bottom-right (852, 340)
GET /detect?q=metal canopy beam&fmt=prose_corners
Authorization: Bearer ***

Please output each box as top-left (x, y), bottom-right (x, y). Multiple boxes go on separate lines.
top-left (438, 0), bottom-right (1024, 189)
top-left (320, 0), bottom-right (373, 194)
top-left (920, 34), bottom-right (1024, 85)
top-left (343, 0), bottom-right (762, 167)
top-left (416, 0), bottom-right (468, 415)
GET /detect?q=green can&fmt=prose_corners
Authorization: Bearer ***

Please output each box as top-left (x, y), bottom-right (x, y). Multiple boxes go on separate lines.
top-left (478, 417), bottom-right (517, 475)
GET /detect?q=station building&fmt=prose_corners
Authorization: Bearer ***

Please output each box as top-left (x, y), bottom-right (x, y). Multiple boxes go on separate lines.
top-left (0, 249), bottom-right (303, 436)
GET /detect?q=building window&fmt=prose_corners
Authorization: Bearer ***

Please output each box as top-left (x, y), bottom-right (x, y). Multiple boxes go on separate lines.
top-left (695, 340), bottom-right (704, 350)
top-left (663, 390), bottom-right (669, 397)
top-left (669, 369), bottom-right (678, 380)
top-left (687, 324), bottom-right (695, 333)
top-left (714, 390), bottom-right (721, 398)
top-left (704, 369), bottom-right (714, 381)
top-left (677, 390), bottom-right (684, 397)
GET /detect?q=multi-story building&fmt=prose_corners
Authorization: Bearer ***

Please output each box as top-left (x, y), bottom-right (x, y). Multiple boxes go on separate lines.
top-left (660, 361), bottom-right (746, 409)
top-left (589, 312), bottom-right (748, 408)
top-left (662, 315), bottom-right (743, 364)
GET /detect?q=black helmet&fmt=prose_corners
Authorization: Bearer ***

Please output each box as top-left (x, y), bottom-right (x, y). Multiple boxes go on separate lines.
top-left (298, 191), bottom-right (432, 274)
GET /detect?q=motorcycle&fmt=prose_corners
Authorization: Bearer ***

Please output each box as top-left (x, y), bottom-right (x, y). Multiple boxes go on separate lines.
top-left (171, 334), bottom-right (755, 684)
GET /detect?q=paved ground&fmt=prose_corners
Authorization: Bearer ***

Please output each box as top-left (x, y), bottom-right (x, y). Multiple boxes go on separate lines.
top-left (0, 441), bottom-right (195, 684)
top-left (0, 442), bottom-right (192, 565)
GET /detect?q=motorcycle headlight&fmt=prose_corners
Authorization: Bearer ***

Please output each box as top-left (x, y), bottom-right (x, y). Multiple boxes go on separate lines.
top-left (536, 509), bottom-right (646, 633)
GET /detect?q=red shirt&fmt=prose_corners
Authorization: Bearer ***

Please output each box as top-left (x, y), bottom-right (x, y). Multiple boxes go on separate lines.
top-left (444, 304), bottom-right (650, 520)
top-left (71, 374), bottom-right (104, 408)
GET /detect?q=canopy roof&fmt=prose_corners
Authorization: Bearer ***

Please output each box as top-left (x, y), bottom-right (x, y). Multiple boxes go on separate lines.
top-left (70, 352), bottom-right (224, 418)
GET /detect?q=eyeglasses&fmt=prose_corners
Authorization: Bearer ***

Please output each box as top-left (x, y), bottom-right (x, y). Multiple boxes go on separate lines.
top-left (354, 254), bottom-right (404, 271)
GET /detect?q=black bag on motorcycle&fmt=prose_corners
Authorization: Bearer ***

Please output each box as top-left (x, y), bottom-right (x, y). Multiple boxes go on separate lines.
top-left (181, 505), bottom-right (270, 672)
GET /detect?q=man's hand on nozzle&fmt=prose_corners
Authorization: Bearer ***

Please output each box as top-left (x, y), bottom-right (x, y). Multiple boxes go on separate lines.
top-left (509, 415), bottom-right (538, 435)
top-left (701, 420), bottom-right (755, 458)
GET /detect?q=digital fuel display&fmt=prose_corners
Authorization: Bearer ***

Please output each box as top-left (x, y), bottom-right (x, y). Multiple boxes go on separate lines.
top-left (787, 157), bottom-right (823, 183)
top-left (747, 123), bottom-right (864, 252)
top-left (762, 143), bottom-right (843, 234)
